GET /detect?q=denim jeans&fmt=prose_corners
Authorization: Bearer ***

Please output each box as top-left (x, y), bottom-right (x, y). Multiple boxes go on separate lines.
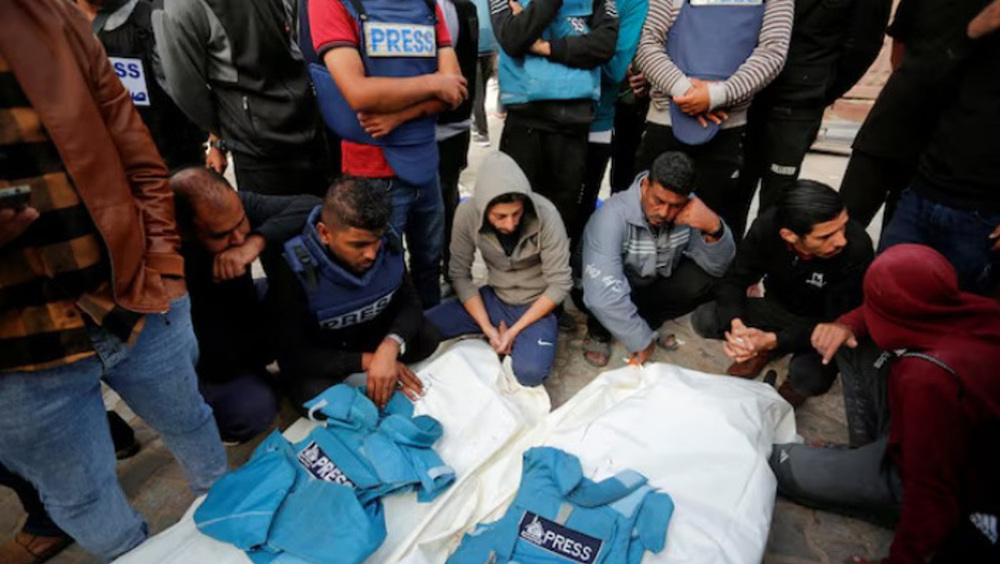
top-left (387, 176), bottom-right (444, 308)
top-left (0, 294), bottom-right (227, 560)
top-left (880, 189), bottom-right (1000, 293)
top-left (425, 287), bottom-right (558, 386)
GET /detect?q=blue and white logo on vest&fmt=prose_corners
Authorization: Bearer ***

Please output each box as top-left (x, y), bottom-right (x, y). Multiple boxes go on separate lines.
top-left (364, 22), bottom-right (437, 58)
top-left (518, 511), bottom-right (603, 564)
top-left (297, 441), bottom-right (357, 488)
top-left (109, 57), bottom-right (150, 106)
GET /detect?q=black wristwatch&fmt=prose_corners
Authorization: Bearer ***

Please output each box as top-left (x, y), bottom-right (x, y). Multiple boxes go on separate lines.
top-left (706, 221), bottom-right (726, 240)
top-left (208, 137), bottom-right (228, 152)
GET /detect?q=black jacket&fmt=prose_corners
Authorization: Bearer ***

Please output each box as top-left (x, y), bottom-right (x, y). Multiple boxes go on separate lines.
top-left (714, 209), bottom-right (873, 352)
top-left (95, 0), bottom-right (206, 170)
top-left (184, 191), bottom-right (319, 382)
top-left (758, 0), bottom-right (892, 107)
top-left (440, 0), bottom-right (480, 125)
top-left (490, 0), bottom-right (618, 129)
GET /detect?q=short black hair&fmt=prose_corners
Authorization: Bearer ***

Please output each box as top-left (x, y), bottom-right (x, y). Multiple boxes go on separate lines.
top-left (321, 175), bottom-right (390, 231)
top-left (648, 151), bottom-right (696, 196)
top-left (170, 166), bottom-right (235, 233)
top-left (776, 180), bottom-right (845, 236)
top-left (487, 192), bottom-right (526, 209)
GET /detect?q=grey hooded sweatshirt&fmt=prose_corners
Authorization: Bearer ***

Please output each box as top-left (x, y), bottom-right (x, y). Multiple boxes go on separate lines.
top-left (449, 152), bottom-right (573, 306)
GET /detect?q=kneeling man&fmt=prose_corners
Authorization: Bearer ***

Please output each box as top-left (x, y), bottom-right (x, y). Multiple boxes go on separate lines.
top-left (692, 180), bottom-right (873, 406)
top-left (427, 153), bottom-right (572, 386)
top-left (269, 177), bottom-right (441, 409)
top-left (581, 151), bottom-right (736, 366)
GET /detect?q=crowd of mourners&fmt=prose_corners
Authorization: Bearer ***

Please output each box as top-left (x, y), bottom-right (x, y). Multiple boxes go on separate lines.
top-left (0, 0), bottom-right (998, 563)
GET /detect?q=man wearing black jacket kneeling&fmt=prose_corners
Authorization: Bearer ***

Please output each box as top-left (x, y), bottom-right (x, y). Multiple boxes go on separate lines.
top-left (269, 177), bottom-right (441, 410)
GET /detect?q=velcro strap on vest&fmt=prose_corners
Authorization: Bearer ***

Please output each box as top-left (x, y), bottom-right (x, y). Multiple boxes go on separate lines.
top-left (566, 469), bottom-right (647, 508)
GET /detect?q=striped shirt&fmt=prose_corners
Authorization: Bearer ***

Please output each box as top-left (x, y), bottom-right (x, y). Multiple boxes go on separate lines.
top-left (0, 53), bottom-right (142, 373)
top-left (635, 0), bottom-right (793, 129)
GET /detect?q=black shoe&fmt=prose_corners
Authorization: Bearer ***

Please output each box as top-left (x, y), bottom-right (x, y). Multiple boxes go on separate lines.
top-left (107, 411), bottom-right (140, 460)
top-left (556, 307), bottom-right (576, 333)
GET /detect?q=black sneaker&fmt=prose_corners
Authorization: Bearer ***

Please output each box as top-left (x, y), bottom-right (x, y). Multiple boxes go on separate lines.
top-left (107, 411), bottom-right (140, 460)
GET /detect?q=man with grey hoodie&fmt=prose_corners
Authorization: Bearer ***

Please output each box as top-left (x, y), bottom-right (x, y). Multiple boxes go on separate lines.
top-left (580, 151), bottom-right (736, 367)
top-left (426, 153), bottom-right (572, 386)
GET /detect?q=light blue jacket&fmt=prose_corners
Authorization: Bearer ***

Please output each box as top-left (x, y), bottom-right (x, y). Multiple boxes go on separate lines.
top-left (591, 0), bottom-right (648, 133)
top-left (581, 173), bottom-right (735, 352)
top-left (471, 0), bottom-right (497, 53)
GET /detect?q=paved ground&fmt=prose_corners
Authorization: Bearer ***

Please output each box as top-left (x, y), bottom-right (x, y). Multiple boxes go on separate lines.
top-left (1, 87), bottom-right (895, 563)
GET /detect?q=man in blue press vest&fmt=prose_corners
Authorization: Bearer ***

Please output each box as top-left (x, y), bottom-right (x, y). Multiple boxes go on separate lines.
top-left (490, 0), bottom-right (619, 247)
top-left (267, 177), bottom-right (441, 410)
top-left (309, 0), bottom-right (469, 308)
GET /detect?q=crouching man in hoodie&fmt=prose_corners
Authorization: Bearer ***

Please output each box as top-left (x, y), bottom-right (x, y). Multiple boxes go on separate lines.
top-left (426, 153), bottom-right (573, 386)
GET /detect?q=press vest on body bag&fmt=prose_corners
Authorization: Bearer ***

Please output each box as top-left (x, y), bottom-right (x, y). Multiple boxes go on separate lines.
top-left (309, 0), bottom-right (440, 184)
top-left (498, 0), bottom-right (601, 105)
top-left (194, 384), bottom-right (455, 564)
top-left (666, 0), bottom-right (765, 145)
top-left (447, 447), bottom-right (674, 564)
top-left (283, 206), bottom-right (404, 331)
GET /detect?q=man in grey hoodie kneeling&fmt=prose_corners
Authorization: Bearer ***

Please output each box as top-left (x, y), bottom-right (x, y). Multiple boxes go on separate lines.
top-left (580, 151), bottom-right (736, 367)
top-left (426, 152), bottom-right (573, 386)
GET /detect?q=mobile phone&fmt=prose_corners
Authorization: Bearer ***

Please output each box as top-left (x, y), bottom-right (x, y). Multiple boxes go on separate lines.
top-left (0, 185), bottom-right (32, 210)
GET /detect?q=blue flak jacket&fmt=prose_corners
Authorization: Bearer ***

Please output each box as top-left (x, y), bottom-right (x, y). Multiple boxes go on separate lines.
top-left (194, 385), bottom-right (455, 564)
top-left (448, 447), bottom-right (674, 564)
top-left (498, 0), bottom-right (601, 106)
top-left (308, 0), bottom-right (441, 184)
top-left (666, 0), bottom-right (765, 145)
top-left (283, 206), bottom-right (404, 331)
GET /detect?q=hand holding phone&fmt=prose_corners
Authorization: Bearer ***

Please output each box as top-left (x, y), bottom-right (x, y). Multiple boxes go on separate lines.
top-left (0, 186), bottom-right (38, 247)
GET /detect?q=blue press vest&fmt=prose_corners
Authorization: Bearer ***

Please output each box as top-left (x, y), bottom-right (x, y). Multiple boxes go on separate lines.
top-left (498, 0), bottom-right (601, 105)
top-left (666, 0), bottom-right (765, 143)
top-left (448, 447), bottom-right (674, 564)
top-left (309, 0), bottom-right (440, 184)
top-left (283, 207), bottom-right (404, 331)
top-left (195, 385), bottom-right (454, 564)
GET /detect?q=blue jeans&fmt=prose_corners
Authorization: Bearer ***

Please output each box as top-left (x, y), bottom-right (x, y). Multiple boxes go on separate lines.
top-left (880, 189), bottom-right (1000, 293)
top-left (387, 176), bottom-right (444, 308)
top-left (0, 295), bottom-right (227, 560)
top-left (425, 287), bottom-right (558, 386)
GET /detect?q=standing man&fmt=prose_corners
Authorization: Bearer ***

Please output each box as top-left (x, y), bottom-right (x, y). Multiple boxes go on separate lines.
top-left (472, 0), bottom-right (498, 146)
top-left (154, 0), bottom-right (331, 196)
top-left (0, 1), bottom-right (226, 560)
top-left (78, 0), bottom-right (207, 173)
top-left (633, 0), bottom-right (793, 238)
top-left (309, 0), bottom-right (469, 307)
top-left (692, 181), bottom-right (873, 407)
top-left (580, 152), bottom-right (735, 367)
top-left (491, 0), bottom-right (619, 246)
top-left (268, 177), bottom-right (441, 409)
top-left (739, 0), bottom-right (891, 215)
top-left (171, 168), bottom-right (320, 443)
top-left (427, 153), bottom-right (572, 386)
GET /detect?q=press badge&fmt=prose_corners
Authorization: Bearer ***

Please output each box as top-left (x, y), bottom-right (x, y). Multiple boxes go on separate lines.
top-left (518, 511), bottom-right (603, 564)
top-left (364, 22), bottom-right (437, 57)
top-left (690, 0), bottom-right (763, 5)
top-left (108, 57), bottom-right (151, 106)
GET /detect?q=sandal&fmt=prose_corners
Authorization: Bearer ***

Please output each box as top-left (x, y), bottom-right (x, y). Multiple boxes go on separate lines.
top-left (657, 332), bottom-right (680, 351)
top-left (0, 531), bottom-right (73, 564)
top-left (582, 337), bottom-right (611, 368)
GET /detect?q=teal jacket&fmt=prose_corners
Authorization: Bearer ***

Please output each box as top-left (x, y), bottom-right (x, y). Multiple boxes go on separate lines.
top-left (591, 0), bottom-right (648, 133)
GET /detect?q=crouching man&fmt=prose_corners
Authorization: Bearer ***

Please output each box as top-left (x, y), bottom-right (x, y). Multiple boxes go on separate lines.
top-left (268, 177), bottom-right (441, 409)
top-left (426, 153), bottom-right (573, 386)
top-left (581, 151), bottom-right (736, 367)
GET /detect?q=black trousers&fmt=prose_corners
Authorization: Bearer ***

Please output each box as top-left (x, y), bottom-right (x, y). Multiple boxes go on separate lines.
top-left (500, 115), bottom-right (590, 244)
top-left (635, 124), bottom-right (750, 238)
top-left (233, 136), bottom-right (332, 198)
top-left (438, 130), bottom-right (471, 276)
top-left (583, 259), bottom-right (718, 343)
top-left (580, 141), bottom-right (614, 237)
top-left (690, 298), bottom-right (840, 398)
top-left (839, 149), bottom-right (912, 229)
top-left (473, 54), bottom-right (494, 137)
top-left (739, 101), bottom-right (825, 214)
top-left (610, 97), bottom-right (649, 193)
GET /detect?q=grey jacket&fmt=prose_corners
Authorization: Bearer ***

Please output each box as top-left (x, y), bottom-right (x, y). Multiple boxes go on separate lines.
top-left (581, 174), bottom-right (736, 352)
top-left (153, 0), bottom-right (320, 158)
top-left (449, 152), bottom-right (573, 306)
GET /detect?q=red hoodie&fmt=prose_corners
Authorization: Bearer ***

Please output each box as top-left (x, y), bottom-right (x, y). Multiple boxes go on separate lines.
top-left (838, 244), bottom-right (1000, 564)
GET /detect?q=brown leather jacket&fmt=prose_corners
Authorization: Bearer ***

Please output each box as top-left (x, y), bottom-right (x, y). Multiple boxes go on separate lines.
top-left (0, 0), bottom-right (185, 313)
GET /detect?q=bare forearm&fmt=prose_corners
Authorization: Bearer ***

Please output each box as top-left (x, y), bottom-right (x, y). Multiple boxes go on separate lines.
top-left (511, 296), bottom-right (557, 334)
top-left (343, 74), bottom-right (439, 113)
